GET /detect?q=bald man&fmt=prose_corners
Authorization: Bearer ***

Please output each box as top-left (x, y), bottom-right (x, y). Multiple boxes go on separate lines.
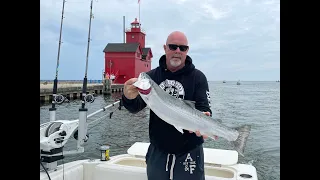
top-left (122, 31), bottom-right (212, 180)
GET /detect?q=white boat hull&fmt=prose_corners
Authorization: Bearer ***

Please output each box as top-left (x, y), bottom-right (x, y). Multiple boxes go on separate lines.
top-left (40, 142), bottom-right (258, 180)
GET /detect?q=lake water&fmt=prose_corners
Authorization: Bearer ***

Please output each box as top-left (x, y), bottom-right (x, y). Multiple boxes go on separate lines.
top-left (40, 81), bottom-right (280, 180)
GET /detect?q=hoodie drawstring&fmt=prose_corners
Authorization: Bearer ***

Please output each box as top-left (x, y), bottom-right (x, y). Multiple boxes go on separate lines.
top-left (165, 154), bottom-right (176, 180)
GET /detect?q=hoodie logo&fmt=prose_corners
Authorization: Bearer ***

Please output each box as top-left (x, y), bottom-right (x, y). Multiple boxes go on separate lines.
top-left (159, 79), bottom-right (185, 99)
top-left (183, 153), bottom-right (196, 174)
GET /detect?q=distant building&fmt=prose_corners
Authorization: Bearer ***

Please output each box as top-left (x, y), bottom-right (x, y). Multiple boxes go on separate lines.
top-left (103, 18), bottom-right (153, 84)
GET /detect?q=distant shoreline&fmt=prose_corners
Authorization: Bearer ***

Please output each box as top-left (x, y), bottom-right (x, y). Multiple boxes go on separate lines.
top-left (40, 80), bottom-right (103, 84)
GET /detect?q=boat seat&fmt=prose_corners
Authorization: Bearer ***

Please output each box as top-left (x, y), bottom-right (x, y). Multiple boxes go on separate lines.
top-left (127, 142), bottom-right (239, 166)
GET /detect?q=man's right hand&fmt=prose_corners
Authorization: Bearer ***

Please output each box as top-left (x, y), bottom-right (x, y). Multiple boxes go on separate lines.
top-left (123, 78), bottom-right (139, 99)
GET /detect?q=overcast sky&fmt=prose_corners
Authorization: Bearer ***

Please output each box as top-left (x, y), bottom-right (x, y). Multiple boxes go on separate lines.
top-left (40, 0), bottom-right (280, 81)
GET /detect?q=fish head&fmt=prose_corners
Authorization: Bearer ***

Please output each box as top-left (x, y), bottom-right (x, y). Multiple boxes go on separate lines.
top-left (133, 72), bottom-right (152, 95)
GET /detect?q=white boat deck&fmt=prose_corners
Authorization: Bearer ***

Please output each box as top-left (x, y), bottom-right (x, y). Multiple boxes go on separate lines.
top-left (40, 142), bottom-right (258, 180)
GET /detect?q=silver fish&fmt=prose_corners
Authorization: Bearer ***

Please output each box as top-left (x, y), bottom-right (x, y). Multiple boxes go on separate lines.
top-left (133, 72), bottom-right (251, 156)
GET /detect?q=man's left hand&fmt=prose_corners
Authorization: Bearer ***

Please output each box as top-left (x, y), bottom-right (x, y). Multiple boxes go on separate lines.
top-left (188, 112), bottom-right (218, 140)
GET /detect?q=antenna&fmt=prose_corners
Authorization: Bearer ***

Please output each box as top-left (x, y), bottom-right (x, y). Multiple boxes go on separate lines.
top-left (138, 0), bottom-right (141, 26)
top-left (123, 16), bottom-right (125, 43)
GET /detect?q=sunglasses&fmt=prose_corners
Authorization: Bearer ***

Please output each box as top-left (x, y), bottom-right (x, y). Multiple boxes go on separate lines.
top-left (167, 44), bottom-right (189, 52)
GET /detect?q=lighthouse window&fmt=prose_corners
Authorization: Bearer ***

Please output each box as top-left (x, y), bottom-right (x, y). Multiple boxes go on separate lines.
top-left (132, 35), bottom-right (134, 38)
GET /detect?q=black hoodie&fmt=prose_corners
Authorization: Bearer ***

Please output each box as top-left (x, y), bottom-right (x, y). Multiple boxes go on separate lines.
top-left (121, 55), bottom-right (212, 154)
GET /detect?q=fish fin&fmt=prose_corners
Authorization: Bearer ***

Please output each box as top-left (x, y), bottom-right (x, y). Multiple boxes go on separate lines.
top-left (173, 125), bottom-right (184, 134)
top-left (231, 125), bottom-right (251, 157)
top-left (182, 100), bottom-right (196, 109)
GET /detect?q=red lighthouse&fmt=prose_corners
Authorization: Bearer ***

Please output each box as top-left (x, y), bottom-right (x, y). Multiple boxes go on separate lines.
top-left (103, 18), bottom-right (153, 84)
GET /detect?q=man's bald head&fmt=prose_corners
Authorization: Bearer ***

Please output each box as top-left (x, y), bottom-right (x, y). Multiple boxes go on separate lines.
top-left (163, 31), bottom-right (189, 72)
top-left (166, 31), bottom-right (188, 45)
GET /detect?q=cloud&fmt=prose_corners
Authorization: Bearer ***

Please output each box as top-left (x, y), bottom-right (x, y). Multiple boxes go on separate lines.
top-left (40, 0), bottom-right (280, 81)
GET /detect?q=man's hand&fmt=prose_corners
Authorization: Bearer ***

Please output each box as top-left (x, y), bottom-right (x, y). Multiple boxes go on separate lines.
top-left (188, 112), bottom-right (218, 140)
top-left (123, 78), bottom-right (139, 99)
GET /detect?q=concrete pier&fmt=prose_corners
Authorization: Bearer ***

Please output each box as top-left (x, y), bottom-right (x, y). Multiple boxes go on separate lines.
top-left (40, 82), bottom-right (124, 104)
top-left (102, 79), bottom-right (124, 95)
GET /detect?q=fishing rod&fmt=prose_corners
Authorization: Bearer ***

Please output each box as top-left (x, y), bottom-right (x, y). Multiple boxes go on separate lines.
top-left (49, 0), bottom-right (67, 122)
top-left (78, 0), bottom-right (95, 146)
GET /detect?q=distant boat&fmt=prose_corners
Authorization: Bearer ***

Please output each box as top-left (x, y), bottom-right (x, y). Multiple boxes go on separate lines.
top-left (223, 80), bottom-right (226, 83)
top-left (237, 81), bottom-right (241, 85)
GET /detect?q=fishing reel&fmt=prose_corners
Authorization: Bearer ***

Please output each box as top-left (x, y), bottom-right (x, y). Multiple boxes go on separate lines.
top-left (53, 94), bottom-right (69, 105)
top-left (84, 93), bottom-right (95, 103)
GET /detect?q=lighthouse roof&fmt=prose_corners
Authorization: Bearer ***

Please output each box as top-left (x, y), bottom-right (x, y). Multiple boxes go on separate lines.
top-left (142, 48), bottom-right (150, 55)
top-left (131, 18), bottom-right (139, 24)
top-left (103, 43), bottom-right (151, 56)
top-left (103, 43), bottom-right (140, 53)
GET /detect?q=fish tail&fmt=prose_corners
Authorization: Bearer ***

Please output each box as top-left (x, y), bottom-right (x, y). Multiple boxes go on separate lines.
top-left (231, 125), bottom-right (251, 157)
